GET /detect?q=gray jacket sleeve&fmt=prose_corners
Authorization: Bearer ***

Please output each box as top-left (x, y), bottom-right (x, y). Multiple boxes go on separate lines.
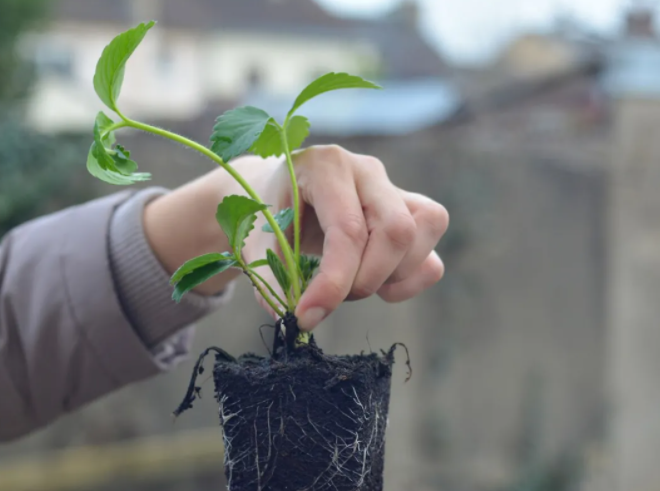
top-left (0, 189), bottom-right (233, 441)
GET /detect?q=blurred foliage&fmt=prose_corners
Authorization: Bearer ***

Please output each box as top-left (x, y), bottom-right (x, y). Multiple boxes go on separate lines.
top-left (507, 455), bottom-right (582, 491)
top-left (0, 116), bottom-right (91, 236)
top-left (0, 0), bottom-right (92, 237)
top-left (0, 0), bottom-right (47, 101)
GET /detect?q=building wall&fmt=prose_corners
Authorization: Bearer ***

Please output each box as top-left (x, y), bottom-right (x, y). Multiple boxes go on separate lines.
top-left (23, 21), bottom-right (377, 132)
top-left (608, 96), bottom-right (660, 491)
top-left (204, 32), bottom-right (378, 99)
top-left (500, 34), bottom-right (583, 79)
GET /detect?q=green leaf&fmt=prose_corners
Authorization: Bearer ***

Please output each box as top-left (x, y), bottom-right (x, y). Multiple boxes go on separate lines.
top-left (251, 116), bottom-right (310, 158)
top-left (289, 72), bottom-right (381, 117)
top-left (299, 254), bottom-right (321, 284)
top-left (95, 112), bottom-right (116, 146)
top-left (267, 249), bottom-right (291, 293)
top-left (172, 259), bottom-right (237, 303)
top-left (262, 207), bottom-right (294, 233)
top-left (170, 252), bottom-right (233, 285)
top-left (87, 145), bottom-right (146, 185)
top-left (285, 116), bottom-right (312, 151)
top-left (94, 21), bottom-right (156, 112)
top-left (216, 195), bottom-right (268, 253)
top-left (111, 144), bottom-right (138, 175)
top-left (248, 259), bottom-right (269, 269)
top-left (210, 106), bottom-right (271, 162)
top-left (87, 112), bottom-right (151, 185)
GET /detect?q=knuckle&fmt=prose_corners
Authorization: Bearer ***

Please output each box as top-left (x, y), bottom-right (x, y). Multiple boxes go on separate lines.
top-left (315, 144), bottom-right (348, 164)
top-left (419, 202), bottom-right (449, 237)
top-left (340, 213), bottom-right (368, 246)
top-left (383, 212), bottom-right (417, 250)
top-left (360, 155), bottom-right (387, 175)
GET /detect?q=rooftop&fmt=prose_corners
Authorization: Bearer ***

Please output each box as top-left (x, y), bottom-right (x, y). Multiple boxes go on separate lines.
top-left (245, 78), bottom-right (462, 137)
top-left (50, 0), bottom-right (445, 79)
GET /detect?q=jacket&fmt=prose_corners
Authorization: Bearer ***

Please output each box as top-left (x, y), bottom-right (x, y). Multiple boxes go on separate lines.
top-left (0, 188), bottom-right (231, 441)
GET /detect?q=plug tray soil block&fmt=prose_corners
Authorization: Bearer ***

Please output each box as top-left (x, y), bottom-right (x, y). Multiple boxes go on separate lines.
top-left (213, 346), bottom-right (396, 491)
top-left (174, 315), bottom-right (409, 491)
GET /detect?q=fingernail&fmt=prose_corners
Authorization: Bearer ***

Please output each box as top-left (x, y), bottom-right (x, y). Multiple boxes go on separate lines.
top-left (298, 307), bottom-right (327, 331)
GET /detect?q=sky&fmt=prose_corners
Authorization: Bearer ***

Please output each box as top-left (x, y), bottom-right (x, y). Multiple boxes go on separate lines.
top-left (316, 0), bottom-right (644, 63)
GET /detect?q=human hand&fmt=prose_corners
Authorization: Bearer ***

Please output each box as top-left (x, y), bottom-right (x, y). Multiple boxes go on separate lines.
top-left (144, 145), bottom-right (449, 331)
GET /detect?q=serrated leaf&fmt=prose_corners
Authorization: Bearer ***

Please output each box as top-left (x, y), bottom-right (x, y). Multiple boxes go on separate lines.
top-left (262, 208), bottom-right (294, 233)
top-left (172, 259), bottom-right (237, 302)
top-left (112, 144), bottom-right (138, 175)
top-left (87, 145), bottom-right (149, 185)
top-left (210, 106), bottom-right (271, 162)
top-left (289, 72), bottom-right (381, 117)
top-left (87, 112), bottom-right (151, 185)
top-left (248, 259), bottom-right (269, 269)
top-left (94, 21), bottom-right (156, 112)
top-left (286, 115), bottom-right (312, 151)
top-left (216, 195), bottom-right (268, 253)
top-left (251, 116), bottom-right (310, 158)
top-left (267, 249), bottom-right (291, 293)
top-left (299, 254), bottom-right (321, 284)
top-left (170, 252), bottom-right (233, 285)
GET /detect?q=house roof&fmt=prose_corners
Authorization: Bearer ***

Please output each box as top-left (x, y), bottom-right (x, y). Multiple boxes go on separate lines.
top-left (244, 78), bottom-right (462, 137)
top-left (49, 0), bottom-right (446, 79)
top-left (50, 0), bottom-right (128, 24)
top-left (159, 0), bottom-right (353, 30)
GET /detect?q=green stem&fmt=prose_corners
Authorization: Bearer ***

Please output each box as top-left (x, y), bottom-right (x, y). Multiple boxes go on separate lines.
top-left (102, 121), bottom-right (129, 137)
top-left (249, 269), bottom-right (287, 308)
top-left (238, 260), bottom-right (285, 318)
top-left (278, 119), bottom-right (302, 301)
top-left (120, 117), bottom-right (302, 306)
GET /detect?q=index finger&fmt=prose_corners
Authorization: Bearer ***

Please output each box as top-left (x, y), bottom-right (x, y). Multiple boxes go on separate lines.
top-left (295, 158), bottom-right (366, 330)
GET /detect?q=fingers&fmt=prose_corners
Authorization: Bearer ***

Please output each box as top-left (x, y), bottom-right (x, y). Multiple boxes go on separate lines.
top-left (346, 158), bottom-right (416, 301)
top-left (291, 145), bottom-right (449, 330)
top-left (385, 191), bottom-right (449, 284)
top-left (377, 251), bottom-right (445, 303)
top-left (295, 147), bottom-right (368, 330)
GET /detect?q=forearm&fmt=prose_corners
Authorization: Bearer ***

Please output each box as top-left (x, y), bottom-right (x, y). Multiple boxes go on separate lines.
top-left (0, 189), bottom-right (233, 441)
top-left (142, 156), bottom-right (281, 296)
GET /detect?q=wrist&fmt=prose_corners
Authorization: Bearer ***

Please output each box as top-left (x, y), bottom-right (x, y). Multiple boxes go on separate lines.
top-left (143, 173), bottom-right (239, 295)
top-left (142, 156), bottom-right (282, 296)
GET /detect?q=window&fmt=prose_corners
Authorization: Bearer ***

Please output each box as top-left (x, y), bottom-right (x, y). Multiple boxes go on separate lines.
top-left (34, 43), bottom-right (74, 79)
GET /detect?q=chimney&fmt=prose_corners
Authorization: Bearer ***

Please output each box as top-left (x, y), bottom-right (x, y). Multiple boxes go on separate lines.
top-left (392, 0), bottom-right (419, 31)
top-left (624, 6), bottom-right (656, 39)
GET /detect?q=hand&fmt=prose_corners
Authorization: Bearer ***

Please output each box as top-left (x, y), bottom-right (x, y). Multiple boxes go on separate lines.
top-left (144, 145), bottom-right (449, 331)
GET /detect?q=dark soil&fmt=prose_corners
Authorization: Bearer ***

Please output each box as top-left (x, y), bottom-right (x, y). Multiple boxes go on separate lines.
top-left (174, 314), bottom-right (409, 491)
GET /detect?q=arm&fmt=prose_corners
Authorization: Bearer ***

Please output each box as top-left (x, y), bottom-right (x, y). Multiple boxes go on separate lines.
top-left (0, 146), bottom-right (448, 442)
top-left (0, 189), bottom-right (232, 442)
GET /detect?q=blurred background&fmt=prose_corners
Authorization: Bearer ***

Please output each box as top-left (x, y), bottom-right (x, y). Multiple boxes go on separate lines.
top-left (1, 0), bottom-right (660, 490)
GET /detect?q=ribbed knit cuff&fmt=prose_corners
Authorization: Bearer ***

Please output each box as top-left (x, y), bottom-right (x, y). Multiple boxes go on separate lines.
top-left (108, 187), bottom-right (234, 349)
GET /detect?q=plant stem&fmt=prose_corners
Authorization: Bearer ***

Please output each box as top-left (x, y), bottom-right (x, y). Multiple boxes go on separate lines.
top-left (249, 269), bottom-right (287, 308)
top-left (119, 116), bottom-right (302, 306)
top-left (103, 121), bottom-right (129, 135)
top-left (278, 121), bottom-right (301, 271)
top-left (238, 260), bottom-right (285, 318)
